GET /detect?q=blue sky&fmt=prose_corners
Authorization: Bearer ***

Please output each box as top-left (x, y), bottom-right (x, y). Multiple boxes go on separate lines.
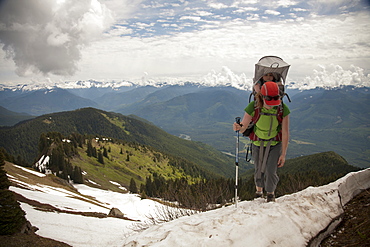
top-left (0, 0), bottom-right (369, 89)
top-left (116, 0), bottom-right (361, 37)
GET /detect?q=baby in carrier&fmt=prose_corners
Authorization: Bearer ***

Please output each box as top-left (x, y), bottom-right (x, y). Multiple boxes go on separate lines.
top-left (253, 72), bottom-right (284, 97)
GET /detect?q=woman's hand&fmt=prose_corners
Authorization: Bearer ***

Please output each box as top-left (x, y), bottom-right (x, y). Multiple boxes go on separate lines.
top-left (233, 112), bottom-right (252, 132)
top-left (277, 154), bottom-right (286, 168)
top-left (279, 115), bottom-right (289, 168)
top-left (233, 122), bottom-right (242, 131)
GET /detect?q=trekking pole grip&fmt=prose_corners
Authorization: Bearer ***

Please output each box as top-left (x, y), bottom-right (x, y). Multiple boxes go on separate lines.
top-left (235, 117), bottom-right (241, 126)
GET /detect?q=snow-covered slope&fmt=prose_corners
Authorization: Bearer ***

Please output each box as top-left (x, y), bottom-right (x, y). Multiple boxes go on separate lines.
top-left (6, 163), bottom-right (370, 247)
top-left (122, 168), bottom-right (370, 247)
top-left (6, 163), bottom-right (165, 246)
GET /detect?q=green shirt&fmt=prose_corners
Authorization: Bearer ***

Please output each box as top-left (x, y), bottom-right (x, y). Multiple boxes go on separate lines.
top-left (245, 101), bottom-right (290, 146)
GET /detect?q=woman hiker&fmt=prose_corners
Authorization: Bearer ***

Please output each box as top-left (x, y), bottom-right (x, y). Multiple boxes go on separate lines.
top-left (233, 81), bottom-right (290, 202)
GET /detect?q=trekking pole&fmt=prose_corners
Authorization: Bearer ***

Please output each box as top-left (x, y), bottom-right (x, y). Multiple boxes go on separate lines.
top-left (235, 117), bottom-right (241, 208)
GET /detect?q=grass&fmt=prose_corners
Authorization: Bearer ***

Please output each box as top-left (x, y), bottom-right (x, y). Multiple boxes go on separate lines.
top-left (101, 113), bottom-right (130, 135)
top-left (72, 140), bottom-right (203, 192)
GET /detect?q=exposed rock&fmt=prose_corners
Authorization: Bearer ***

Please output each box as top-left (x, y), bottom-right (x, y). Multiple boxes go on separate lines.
top-left (20, 221), bottom-right (39, 234)
top-left (108, 207), bottom-right (125, 218)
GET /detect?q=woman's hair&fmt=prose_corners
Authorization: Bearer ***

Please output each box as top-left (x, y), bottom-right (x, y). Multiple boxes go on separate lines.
top-left (255, 92), bottom-right (264, 108)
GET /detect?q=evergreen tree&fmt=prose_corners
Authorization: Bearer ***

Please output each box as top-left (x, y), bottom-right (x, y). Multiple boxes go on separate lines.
top-left (58, 166), bottom-right (69, 180)
top-left (49, 146), bottom-right (65, 173)
top-left (97, 151), bottom-right (104, 164)
top-left (0, 151), bottom-right (27, 235)
top-left (103, 147), bottom-right (108, 158)
top-left (72, 166), bottom-right (84, 184)
top-left (140, 183), bottom-right (145, 193)
top-left (0, 151), bottom-right (10, 190)
top-left (38, 133), bottom-right (49, 154)
top-left (145, 176), bottom-right (153, 197)
top-left (92, 147), bottom-right (97, 158)
top-left (86, 140), bottom-right (94, 157)
top-left (129, 178), bottom-right (138, 194)
top-left (0, 147), bottom-right (15, 164)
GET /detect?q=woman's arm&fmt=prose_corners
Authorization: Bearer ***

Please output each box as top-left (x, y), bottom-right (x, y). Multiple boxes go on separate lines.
top-left (278, 114), bottom-right (290, 167)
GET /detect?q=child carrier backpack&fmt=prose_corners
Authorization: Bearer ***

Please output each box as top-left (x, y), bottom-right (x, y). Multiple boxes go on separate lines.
top-left (249, 56), bottom-right (291, 102)
top-left (243, 103), bottom-right (284, 162)
top-left (242, 103), bottom-right (284, 141)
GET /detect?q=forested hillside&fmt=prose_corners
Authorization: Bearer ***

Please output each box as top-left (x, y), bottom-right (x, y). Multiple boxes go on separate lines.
top-left (0, 107), bottom-right (237, 177)
top-left (35, 132), bottom-right (215, 192)
top-left (288, 87), bottom-right (370, 168)
top-left (115, 87), bottom-right (251, 160)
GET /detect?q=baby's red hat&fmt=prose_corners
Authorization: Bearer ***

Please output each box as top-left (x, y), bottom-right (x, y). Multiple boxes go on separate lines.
top-left (261, 81), bottom-right (281, 106)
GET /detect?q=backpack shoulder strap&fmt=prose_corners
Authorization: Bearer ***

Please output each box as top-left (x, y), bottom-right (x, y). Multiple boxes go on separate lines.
top-left (251, 104), bottom-right (261, 124)
top-left (276, 104), bottom-right (284, 123)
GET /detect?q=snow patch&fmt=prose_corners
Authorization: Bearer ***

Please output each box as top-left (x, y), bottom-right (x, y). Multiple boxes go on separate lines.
top-left (109, 181), bottom-right (121, 186)
top-left (15, 164), bottom-right (46, 177)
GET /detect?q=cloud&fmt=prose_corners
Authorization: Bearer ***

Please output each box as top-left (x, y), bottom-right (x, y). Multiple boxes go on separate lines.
top-left (74, 8), bottom-right (369, 87)
top-left (208, 2), bottom-right (229, 9)
top-left (307, 0), bottom-right (365, 15)
top-left (201, 66), bottom-right (251, 90)
top-left (1, 0), bottom-right (369, 87)
top-left (195, 10), bottom-right (214, 17)
top-left (0, 0), bottom-right (113, 77)
top-left (233, 7), bottom-right (259, 13)
top-left (276, 0), bottom-right (298, 8)
top-left (289, 64), bottom-right (370, 89)
top-left (264, 9), bottom-right (281, 15)
top-left (179, 16), bottom-right (203, 22)
top-left (102, 0), bottom-right (143, 19)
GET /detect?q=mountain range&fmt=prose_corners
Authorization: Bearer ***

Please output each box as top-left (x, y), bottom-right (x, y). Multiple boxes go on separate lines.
top-left (0, 83), bottom-right (369, 168)
top-left (0, 106), bottom-right (33, 126)
top-left (0, 88), bottom-right (97, 116)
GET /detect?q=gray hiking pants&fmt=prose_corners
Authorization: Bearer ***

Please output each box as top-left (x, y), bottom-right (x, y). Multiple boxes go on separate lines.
top-left (252, 142), bottom-right (281, 193)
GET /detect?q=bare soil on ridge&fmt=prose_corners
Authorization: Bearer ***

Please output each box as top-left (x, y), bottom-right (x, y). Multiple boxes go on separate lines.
top-left (320, 189), bottom-right (370, 247)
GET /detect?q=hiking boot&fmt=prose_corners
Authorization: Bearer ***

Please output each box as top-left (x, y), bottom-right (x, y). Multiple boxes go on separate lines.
top-left (266, 193), bottom-right (275, 202)
top-left (255, 191), bottom-right (263, 199)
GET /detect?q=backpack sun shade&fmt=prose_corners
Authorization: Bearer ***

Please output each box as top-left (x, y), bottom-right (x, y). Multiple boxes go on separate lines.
top-left (253, 56), bottom-right (290, 85)
top-left (249, 56), bottom-right (291, 102)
